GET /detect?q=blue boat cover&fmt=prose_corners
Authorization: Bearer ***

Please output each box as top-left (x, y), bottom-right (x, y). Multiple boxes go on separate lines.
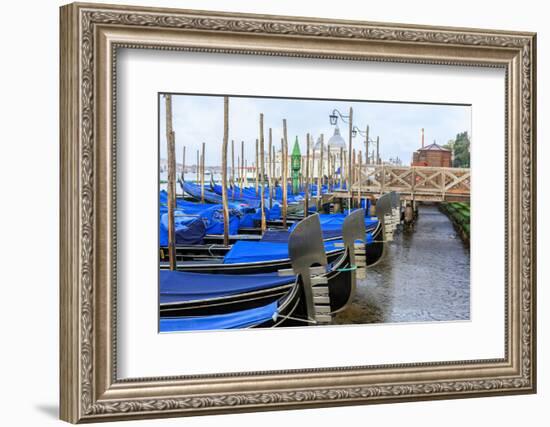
top-left (160, 301), bottom-right (278, 332)
top-left (160, 270), bottom-right (295, 303)
top-left (261, 228), bottom-right (343, 243)
top-left (159, 212), bottom-right (206, 246)
top-left (223, 240), bottom-right (341, 264)
top-left (213, 184), bottom-right (306, 204)
top-left (288, 212), bottom-right (378, 233)
top-left (184, 182), bottom-right (262, 208)
top-left (238, 204), bottom-right (283, 228)
top-left (160, 190), bottom-right (241, 235)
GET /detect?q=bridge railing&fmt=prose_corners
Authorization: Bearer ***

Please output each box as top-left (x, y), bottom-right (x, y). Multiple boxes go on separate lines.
top-left (350, 165), bottom-right (470, 201)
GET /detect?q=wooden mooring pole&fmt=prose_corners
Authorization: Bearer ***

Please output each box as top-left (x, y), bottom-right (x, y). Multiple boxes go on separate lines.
top-left (200, 142), bottom-right (205, 203)
top-left (222, 97), bottom-right (230, 246)
top-left (358, 150), bottom-right (363, 208)
top-left (318, 134), bottom-right (324, 210)
top-left (164, 94), bottom-right (176, 271)
top-left (268, 128), bottom-right (273, 210)
top-left (259, 114), bottom-right (266, 233)
top-left (272, 145), bottom-right (276, 199)
top-left (327, 145), bottom-right (331, 192)
top-left (304, 133), bottom-right (310, 218)
top-left (311, 137), bottom-right (316, 207)
top-left (339, 146), bottom-right (344, 189)
top-left (241, 140), bottom-right (245, 191)
top-left (181, 145), bottom-right (186, 183)
top-left (231, 139), bottom-right (235, 199)
top-left (196, 149), bottom-right (199, 184)
top-left (348, 107), bottom-right (353, 196)
top-left (282, 119), bottom-right (289, 228)
top-left (352, 148), bottom-right (356, 208)
top-left (365, 125), bottom-right (370, 165)
top-left (255, 139), bottom-right (259, 195)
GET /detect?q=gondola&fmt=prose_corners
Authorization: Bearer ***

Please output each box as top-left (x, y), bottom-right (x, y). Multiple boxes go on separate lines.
top-left (159, 210), bottom-right (386, 271)
top-left (364, 192), bottom-right (393, 266)
top-left (160, 211), bottom-right (365, 331)
top-left (160, 239), bottom-right (345, 274)
top-left (159, 210), bottom-right (366, 328)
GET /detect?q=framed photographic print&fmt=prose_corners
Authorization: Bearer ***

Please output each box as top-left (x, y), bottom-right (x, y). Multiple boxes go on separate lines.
top-left (59, 2), bottom-right (536, 423)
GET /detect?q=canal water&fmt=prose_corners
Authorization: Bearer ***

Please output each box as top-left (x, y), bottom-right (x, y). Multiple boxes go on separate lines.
top-left (334, 205), bottom-right (470, 325)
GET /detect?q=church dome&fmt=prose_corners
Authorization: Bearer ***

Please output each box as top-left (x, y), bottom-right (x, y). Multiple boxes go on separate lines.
top-left (326, 126), bottom-right (346, 151)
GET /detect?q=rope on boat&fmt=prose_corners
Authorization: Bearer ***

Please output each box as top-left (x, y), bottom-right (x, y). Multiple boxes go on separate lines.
top-left (336, 264), bottom-right (357, 272)
top-left (274, 312), bottom-right (318, 325)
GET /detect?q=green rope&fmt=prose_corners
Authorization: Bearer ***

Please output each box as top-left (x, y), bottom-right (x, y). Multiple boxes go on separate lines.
top-left (337, 264), bottom-right (358, 272)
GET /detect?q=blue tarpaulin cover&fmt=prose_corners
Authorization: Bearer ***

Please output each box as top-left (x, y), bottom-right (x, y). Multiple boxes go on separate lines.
top-left (238, 204), bottom-right (283, 228)
top-left (160, 301), bottom-right (278, 331)
top-left (159, 212), bottom-right (206, 246)
top-left (288, 212), bottom-right (378, 233)
top-left (213, 184), bottom-right (306, 204)
top-left (183, 182), bottom-right (262, 208)
top-left (160, 270), bottom-right (295, 303)
top-left (223, 240), bottom-right (341, 264)
top-left (261, 228), bottom-right (343, 243)
top-left (160, 190), bottom-right (241, 235)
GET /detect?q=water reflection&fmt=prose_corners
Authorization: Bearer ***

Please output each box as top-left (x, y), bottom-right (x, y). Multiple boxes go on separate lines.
top-left (334, 205), bottom-right (470, 325)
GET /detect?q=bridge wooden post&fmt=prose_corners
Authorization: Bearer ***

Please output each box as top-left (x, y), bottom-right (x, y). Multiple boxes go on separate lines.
top-left (411, 166), bottom-right (415, 200)
top-left (380, 164), bottom-right (385, 195)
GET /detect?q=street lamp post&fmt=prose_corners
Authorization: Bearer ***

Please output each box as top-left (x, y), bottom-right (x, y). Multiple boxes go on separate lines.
top-left (328, 109), bottom-right (379, 164)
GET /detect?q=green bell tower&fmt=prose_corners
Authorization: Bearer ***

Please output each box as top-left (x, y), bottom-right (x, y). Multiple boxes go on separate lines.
top-left (291, 137), bottom-right (301, 194)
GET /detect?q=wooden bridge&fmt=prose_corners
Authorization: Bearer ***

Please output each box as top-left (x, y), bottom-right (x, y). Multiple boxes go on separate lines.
top-left (334, 165), bottom-right (471, 203)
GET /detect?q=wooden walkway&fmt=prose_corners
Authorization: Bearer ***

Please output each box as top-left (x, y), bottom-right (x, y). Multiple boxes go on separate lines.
top-left (334, 165), bottom-right (471, 202)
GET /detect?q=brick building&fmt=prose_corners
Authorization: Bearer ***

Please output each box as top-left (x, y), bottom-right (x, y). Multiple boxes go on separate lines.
top-left (411, 128), bottom-right (452, 167)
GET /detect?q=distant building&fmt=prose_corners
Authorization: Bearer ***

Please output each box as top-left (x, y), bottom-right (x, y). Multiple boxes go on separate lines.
top-left (310, 127), bottom-right (347, 178)
top-left (315, 126), bottom-right (347, 154)
top-left (412, 142), bottom-right (452, 167)
top-left (411, 128), bottom-right (452, 167)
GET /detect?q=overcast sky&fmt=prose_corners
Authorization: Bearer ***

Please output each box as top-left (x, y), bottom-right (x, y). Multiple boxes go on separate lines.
top-left (159, 94), bottom-right (471, 166)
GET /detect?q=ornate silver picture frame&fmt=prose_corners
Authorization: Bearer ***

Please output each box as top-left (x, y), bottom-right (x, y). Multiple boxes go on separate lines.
top-left (60, 2), bottom-right (536, 423)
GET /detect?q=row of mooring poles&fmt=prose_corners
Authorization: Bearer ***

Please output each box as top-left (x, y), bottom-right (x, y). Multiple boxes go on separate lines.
top-left (165, 98), bottom-right (303, 268)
